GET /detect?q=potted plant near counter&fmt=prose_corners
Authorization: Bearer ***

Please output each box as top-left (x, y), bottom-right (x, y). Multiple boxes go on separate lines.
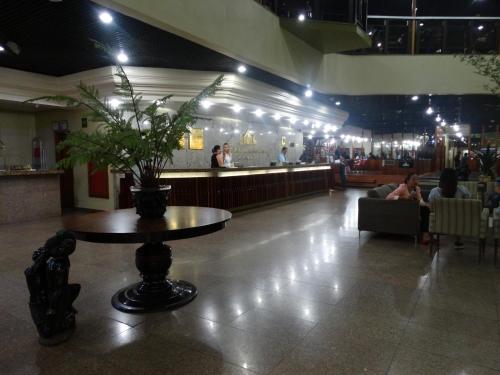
top-left (29, 46), bottom-right (223, 218)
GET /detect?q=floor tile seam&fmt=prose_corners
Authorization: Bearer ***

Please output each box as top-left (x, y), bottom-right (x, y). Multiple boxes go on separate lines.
top-left (395, 344), bottom-right (500, 372)
top-left (142, 328), bottom-right (265, 374)
top-left (259, 327), bottom-right (317, 375)
top-left (412, 300), bottom-right (500, 324)
top-left (415, 299), bottom-right (500, 323)
top-left (149, 311), bottom-right (303, 349)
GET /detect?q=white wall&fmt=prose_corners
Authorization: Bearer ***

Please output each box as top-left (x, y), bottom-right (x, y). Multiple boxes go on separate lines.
top-left (95, 0), bottom-right (495, 96)
top-left (35, 109), bottom-right (117, 211)
top-left (0, 110), bottom-right (36, 168)
top-left (170, 117), bottom-right (304, 168)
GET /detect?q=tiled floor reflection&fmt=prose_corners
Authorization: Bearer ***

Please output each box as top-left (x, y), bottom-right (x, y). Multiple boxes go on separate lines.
top-left (1, 189), bottom-right (499, 374)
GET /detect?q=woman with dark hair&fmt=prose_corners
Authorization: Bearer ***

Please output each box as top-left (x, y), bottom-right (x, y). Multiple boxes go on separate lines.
top-left (211, 145), bottom-right (224, 168)
top-left (428, 168), bottom-right (471, 248)
top-left (387, 173), bottom-right (430, 243)
top-left (386, 172), bottom-right (423, 202)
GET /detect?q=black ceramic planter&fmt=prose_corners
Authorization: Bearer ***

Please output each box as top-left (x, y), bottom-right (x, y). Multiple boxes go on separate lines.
top-left (130, 185), bottom-right (171, 218)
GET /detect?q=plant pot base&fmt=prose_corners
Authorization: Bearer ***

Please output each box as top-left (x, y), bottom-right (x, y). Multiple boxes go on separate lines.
top-left (131, 185), bottom-right (171, 218)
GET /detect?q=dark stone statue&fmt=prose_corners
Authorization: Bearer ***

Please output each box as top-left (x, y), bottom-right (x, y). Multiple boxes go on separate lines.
top-left (25, 230), bottom-right (80, 346)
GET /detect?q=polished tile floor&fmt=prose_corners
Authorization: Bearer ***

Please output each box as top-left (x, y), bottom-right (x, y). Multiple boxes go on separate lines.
top-left (1, 189), bottom-right (499, 374)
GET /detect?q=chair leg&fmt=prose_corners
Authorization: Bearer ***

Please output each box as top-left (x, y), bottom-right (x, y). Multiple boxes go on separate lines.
top-left (495, 239), bottom-right (498, 266)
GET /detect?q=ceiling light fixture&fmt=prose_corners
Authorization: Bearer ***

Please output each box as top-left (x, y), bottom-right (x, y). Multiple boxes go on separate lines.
top-left (0, 45), bottom-right (4, 52)
top-left (335, 101), bottom-right (341, 106)
top-left (478, 25), bottom-right (484, 31)
top-left (231, 104), bottom-right (242, 113)
top-left (200, 100), bottom-right (213, 109)
top-left (453, 124), bottom-right (460, 132)
top-left (426, 106), bottom-right (434, 115)
top-left (377, 42), bottom-right (383, 48)
top-left (298, 14), bottom-right (306, 22)
top-left (99, 11), bottom-right (113, 24)
top-left (289, 117), bottom-right (297, 124)
top-left (109, 98), bottom-right (121, 109)
top-left (253, 108), bottom-right (265, 117)
top-left (237, 64), bottom-right (247, 74)
top-left (303, 120), bottom-right (310, 126)
top-left (435, 114), bottom-right (442, 122)
top-left (304, 89), bottom-right (313, 98)
top-left (411, 95), bottom-right (419, 101)
top-left (419, 22), bottom-right (424, 27)
top-left (116, 51), bottom-right (128, 63)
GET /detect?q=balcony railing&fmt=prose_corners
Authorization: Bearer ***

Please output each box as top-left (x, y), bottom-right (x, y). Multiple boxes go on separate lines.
top-left (254, 0), bottom-right (368, 31)
top-left (349, 16), bottom-right (500, 54)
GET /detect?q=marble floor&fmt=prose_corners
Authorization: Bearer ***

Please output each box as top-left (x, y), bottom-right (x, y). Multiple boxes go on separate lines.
top-left (1, 189), bottom-right (499, 375)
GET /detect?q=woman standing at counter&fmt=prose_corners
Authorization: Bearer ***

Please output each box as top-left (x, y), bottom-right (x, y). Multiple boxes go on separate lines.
top-left (211, 145), bottom-right (224, 168)
top-left (223, 143), bottom-right (233, 168)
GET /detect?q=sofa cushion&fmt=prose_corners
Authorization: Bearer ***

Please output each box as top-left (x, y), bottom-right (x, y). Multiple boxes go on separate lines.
top-left (367, 184), bottom-right (397, 199)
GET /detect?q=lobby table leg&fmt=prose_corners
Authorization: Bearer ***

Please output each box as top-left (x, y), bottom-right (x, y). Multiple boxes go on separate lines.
top-left (111, 242), bottom-right (197, 313)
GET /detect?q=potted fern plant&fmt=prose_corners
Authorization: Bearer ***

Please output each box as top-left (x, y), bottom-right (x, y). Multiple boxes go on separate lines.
top-left (29, 46), bottom-right (223, 218)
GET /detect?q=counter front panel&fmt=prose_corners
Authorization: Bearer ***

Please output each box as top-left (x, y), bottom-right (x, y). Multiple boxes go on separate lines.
top-left (119, 165), bottom-right (333, 211)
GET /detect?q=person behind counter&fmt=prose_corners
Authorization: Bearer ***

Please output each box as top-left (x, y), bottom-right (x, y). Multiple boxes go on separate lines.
top-left (211, 145), bottom-right (224, 168)
top-left (223, 143), bottom-right (233, 168)
top-left (278, 147), bottom-right (288, 165)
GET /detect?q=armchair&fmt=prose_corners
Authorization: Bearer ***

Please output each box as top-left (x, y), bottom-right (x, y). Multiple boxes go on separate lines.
top-left (428, 198), bottom-right (489, 262)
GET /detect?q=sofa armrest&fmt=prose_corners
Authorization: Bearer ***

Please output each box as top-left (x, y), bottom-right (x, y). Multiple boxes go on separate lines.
top-left (358, 198), bottom-right (420, 235)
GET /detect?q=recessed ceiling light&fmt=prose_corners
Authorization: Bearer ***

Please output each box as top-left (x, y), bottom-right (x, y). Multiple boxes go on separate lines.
top-left (272, 113), bottom-right (282, 121)
top-left (298, 14), bottom-right (306, 22)
top-left (377, 42), bottom-right (383, 48)
top-left (335, 101), bottom-right (341, 106)
top-left (99, 11), bottom-right (113, 24)
top-left (453, 124), bottom-right (460, 131)
top-left (231, 104), bottom-right (243, 113)
top-left (0, 46), bottom-right (4, 52)
top-left (478, 25), bottom-right (484, 31)
top-left (368, 31), bottom-right (373, 36)
top-left (303, 120), bottom-right (310, 125)
top-left (289, 117), bottom-right (297, 124)
top-left (109, 98), bottom-right (121, 109)
top-left (253, 108), bottom-right (264, 117)
top-left (237, 64), bottom-right (247, 74)
top-left (116, 51), bottom-right (128, 63)
top-left (426, 106), bottom-right (434, 115)
top-left (435, 114), bottom-right (442, 122)
top-left (419, 22), bottom-right (424, 27)
top-left (411, 95), bottom-right (419, 101)
top-left (200, 100), bottom-right (213, 109)
top-left (304, 89), bottom-right (313, 98)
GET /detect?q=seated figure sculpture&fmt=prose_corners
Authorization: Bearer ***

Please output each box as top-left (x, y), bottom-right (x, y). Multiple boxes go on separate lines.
top-left (25, 230), bottom-right (80, 345)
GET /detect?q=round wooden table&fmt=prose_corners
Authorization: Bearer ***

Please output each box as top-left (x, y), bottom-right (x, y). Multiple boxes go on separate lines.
top-left (63, 207), bottom-right (231, 313)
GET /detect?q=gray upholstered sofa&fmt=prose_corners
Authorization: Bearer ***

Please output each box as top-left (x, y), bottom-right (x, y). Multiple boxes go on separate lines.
top-left (358, 184), bottom-right (421, 238)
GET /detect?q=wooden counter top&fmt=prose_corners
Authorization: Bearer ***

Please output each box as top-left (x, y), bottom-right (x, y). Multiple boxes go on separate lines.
top-left (0, 169), bottom-right (64, 177)
top-left (159, 164), bottom-right (332, 179)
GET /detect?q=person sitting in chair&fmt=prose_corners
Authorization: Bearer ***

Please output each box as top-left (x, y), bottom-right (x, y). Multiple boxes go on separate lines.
top-left (428, 168), bottom-right (471, 248)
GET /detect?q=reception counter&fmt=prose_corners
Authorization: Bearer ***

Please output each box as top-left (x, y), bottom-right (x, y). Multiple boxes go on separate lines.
top-left (118, 164), bottom-right (333, 211)
top-left (0, 170), bottom-right (62, 224)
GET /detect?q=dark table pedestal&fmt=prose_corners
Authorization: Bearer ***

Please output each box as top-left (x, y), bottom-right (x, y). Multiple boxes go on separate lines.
top-left (112, 242), bottom-right (197, 313)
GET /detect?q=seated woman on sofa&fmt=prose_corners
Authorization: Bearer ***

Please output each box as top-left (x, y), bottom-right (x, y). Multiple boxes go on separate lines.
top-left (386, 173), bottom-right (423, 203)
top-left (386, 173), bottom-right (429, 243)
top-left (428, 168), bottom-right (471, 249)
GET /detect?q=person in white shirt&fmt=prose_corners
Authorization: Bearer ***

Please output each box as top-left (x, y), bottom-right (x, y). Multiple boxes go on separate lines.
top-left (223, 143), bottom-right (233, 168)
top-left (278, 147), bottom-right (288, 164)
